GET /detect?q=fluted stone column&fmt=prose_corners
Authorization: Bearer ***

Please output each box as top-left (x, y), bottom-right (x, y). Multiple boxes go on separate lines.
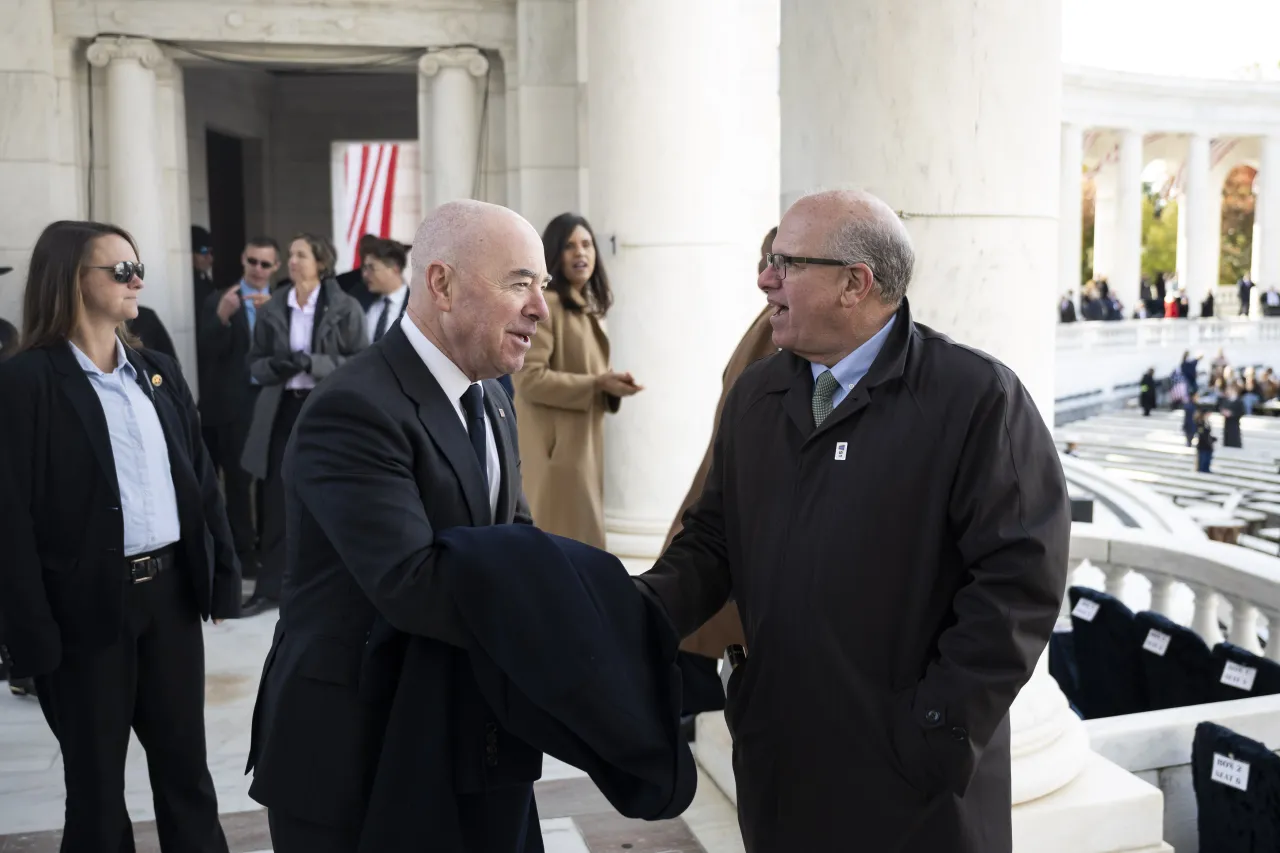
top-left (86, 37), bottom-right (168, 331)
top-left (1114, 129), bottom-right (1145, 304)
top-left (418, 48), bottom-right (489, 209)
top-left (1060, 124), bottom-right (1084, 304)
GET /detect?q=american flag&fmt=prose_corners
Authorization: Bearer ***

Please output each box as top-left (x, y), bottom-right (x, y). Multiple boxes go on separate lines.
top-left (334, 143), bottom-right (401, 274)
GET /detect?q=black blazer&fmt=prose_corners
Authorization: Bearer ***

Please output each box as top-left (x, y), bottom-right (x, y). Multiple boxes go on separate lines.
top-left (358, 524), bottom-right (695, 852)
top-left (246, 323), bottom-right (531, 829)
top-left (0, 342), bottom-right (242, 678)
top-left (196, 286), bottom-right (255, 426)
top-left (336, 267), bottom-right (378, 311)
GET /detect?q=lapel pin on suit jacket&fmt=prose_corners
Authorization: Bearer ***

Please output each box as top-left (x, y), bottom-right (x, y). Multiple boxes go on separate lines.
top-left (151, 373), bottom-right (163, 387)
top-left (498, 408), bottom-right (505, 418)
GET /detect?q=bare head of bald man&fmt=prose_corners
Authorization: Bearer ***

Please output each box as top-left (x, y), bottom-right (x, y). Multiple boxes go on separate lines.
top-left (759, 189), bottom-right (914, 366)
top-left (407, 200), bottom-right (550, 381)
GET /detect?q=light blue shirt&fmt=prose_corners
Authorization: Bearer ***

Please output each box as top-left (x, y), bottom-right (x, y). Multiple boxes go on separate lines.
top-left (69, 339), bottom-right (182, 557)
top-left (239, 278), bottom-right (270, 336)
top-left (240, 279), bottom-right (269, 384)
top-left (810, 315), bottom-right (898, 410)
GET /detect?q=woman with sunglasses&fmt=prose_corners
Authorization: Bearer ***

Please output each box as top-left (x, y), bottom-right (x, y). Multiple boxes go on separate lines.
top-left (0, 220), bottom-right (240, 851)
top-left (239, 233), bottom-right (366, 616)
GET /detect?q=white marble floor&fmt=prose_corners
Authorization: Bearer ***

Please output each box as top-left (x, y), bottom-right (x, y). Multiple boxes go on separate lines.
top-left (0, 609), bottom-right (744, 853)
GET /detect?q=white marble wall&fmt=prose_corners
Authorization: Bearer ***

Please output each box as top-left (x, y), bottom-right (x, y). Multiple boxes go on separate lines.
top-left (157, 61), bottom-right (196, 376)
top-left (512, 0), bottom-right (581, 235)
top-left (0, 0), bottom-right (79, 326)
top-left (482, 54), bottom-right (508, 208)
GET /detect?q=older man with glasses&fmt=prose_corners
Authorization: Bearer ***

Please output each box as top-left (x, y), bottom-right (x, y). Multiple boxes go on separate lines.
top-left (637, 189), bottom-right (1069, 853)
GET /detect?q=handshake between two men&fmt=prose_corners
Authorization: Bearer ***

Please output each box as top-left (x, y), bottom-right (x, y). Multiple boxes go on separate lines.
top-left (245, 193), bottom-right (1071, 853)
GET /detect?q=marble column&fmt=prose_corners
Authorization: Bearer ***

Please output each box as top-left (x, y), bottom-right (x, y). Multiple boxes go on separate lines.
top-left (86, 37), bottom-right (167, 320)
top-left (418, 48), bottom-right (489, 209)
top-left (1252, 136), bottom-right (1280, 305)
top-left (1113, 129), bottom-right (1145, 306)
top-left (780, 0), bottom-right (1110, 825)
top-left (1059, 124), bottom-right (1084, 303)
top-left (1180, 134), bottom-right (1213, 315)
top-left (1091, 161), bottom-right (1118, 283)
top-left (589, 0), bottom-right (779, 568)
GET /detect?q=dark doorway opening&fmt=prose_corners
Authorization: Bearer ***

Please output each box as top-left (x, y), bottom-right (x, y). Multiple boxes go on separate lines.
top-left (205, 129), bottom-right (247, 301)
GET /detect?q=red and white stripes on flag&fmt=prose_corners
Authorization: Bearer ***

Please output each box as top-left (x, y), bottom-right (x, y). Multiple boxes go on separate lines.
top-left (335, 143), bottom-right (401, 275)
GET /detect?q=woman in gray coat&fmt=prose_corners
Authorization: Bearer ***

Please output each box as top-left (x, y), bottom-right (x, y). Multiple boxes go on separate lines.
top-left (240, 234), bottom-right (366, 615)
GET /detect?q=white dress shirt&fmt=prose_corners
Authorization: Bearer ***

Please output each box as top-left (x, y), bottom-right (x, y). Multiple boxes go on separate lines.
top-left (400, 316), bottom-right (500, 516)
top-left (286, 285), bottom-right (319, 391)
top-left (366, 285), bottom-right (408, 344)
top-left (68, 339), bottom-right (181, 557)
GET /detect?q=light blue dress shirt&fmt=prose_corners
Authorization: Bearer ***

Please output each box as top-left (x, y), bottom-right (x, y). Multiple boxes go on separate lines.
top-left (69, 339), bottom-right (182, 557)
top-left (239, 278), bottom-right (269, 336)
top-left (240, 279), bottom-right (269, 386)
top-left (810, 314), bottom-right (898, 410)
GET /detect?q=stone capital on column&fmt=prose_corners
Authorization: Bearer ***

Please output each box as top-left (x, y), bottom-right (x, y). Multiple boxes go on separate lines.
top-left (418, 47), bottom-right (490, 79)
top-left (86, 35), bottom-right (165, 69)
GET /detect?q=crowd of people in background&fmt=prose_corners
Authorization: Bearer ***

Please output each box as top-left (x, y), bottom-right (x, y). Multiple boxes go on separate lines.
top-left (1059, 271), bottom-right (1280, 322)
top-left (1139, 348), bottom-right (1280, 472)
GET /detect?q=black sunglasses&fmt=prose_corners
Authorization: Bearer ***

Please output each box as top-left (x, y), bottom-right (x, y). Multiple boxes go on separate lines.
top-left (88, 261), bottom-right (145, 283)
top-left (245, 258), bottom-right (276, 269)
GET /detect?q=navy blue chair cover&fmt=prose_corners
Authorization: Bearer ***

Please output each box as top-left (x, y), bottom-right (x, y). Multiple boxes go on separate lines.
top-left (1207, 643), bottom-right (1280, 704)
top-left (1192, 721), bottom-right (1280, 853)
top-left (1135, 611), bottom-right (1215, 710)
top-left (1067, 586), bottom-right (1147, 718)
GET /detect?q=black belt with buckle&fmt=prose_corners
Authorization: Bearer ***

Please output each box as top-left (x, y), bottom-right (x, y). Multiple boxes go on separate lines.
top-left (127, 546), bottom-right (175, 584)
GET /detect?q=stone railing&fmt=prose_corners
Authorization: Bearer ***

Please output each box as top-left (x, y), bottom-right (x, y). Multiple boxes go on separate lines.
top-left (1069, 523), bottom-right (1280, 659)
top-left (1055, 316), bottom-right (1280, 413)
top-left (1057, 316), bottom-right (1280, 353)
top-left (1070, 524), bottom-right (1280, 852)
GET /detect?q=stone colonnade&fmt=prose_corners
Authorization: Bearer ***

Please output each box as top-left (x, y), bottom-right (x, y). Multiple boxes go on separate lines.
top-left (81, 10), bottom-right (1144, 843)
top-left (1059, 125), bottom-right (1280, 315)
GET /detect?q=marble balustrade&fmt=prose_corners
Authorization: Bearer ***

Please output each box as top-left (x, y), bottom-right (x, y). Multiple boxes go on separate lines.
top-left (1067, 523), bottom-right (1280, 660)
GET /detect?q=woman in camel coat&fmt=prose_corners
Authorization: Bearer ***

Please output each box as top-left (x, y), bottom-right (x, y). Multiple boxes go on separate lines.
top-left (514, 214), bottom-right (641, 547)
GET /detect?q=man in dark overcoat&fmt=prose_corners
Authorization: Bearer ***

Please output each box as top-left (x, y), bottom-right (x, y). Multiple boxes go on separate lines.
top-left (637, 189), bottom-right (1071, 852)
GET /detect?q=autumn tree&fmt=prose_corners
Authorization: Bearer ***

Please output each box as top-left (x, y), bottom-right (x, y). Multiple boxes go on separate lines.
top-left (1220, 164), bottom-right (1256, 285)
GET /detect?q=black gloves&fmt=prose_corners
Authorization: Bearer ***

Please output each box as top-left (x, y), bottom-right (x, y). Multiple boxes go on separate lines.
top-left (268, 351), bottom-right (312, 378)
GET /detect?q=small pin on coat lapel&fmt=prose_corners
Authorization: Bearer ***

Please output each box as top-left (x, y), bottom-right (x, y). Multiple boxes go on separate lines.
top-left (151, 372), bottom-right (163, 388)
